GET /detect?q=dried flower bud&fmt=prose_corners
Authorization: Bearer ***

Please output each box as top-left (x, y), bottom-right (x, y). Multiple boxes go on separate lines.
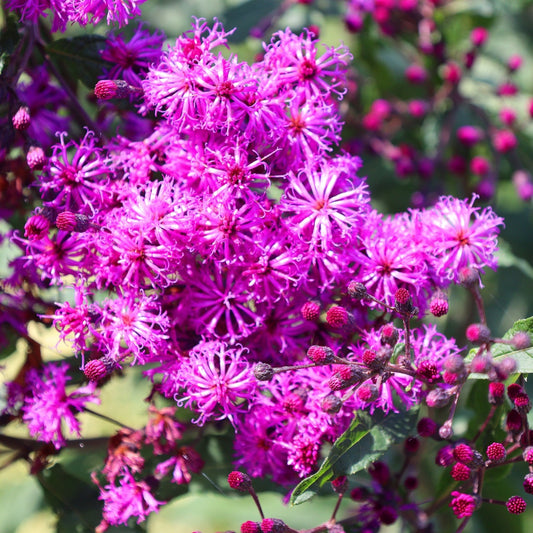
top-left (254, 362), bottom-right (274, 381)
top-left (321, 394), bottom-right (343, 414)
top-left (347, 281), bottom-right (367, 299)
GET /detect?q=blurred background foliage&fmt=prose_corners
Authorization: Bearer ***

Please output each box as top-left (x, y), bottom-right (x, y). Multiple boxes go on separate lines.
top-left (2, 0), bottom-right (533, 532)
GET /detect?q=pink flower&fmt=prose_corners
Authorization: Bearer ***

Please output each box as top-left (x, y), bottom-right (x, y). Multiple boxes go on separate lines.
top-left (449, 491), bottom-right (478, 519)
top-left (22, 363), bottom-right (100, 449)
top-left (97, 470), bottom-right (165, 528)
top-left (175, 340), bottom-right (258, 426)
top-left (422, 195), bottom-right (504, 283)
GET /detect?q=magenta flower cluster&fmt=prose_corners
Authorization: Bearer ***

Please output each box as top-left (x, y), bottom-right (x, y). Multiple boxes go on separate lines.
top-left (9, 18), bottom-right (504, 489)
top-left (3, 5), bottom-right (530, 531)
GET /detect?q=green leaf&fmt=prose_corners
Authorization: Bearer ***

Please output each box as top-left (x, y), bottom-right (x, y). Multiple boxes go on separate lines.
top-left (495, 240), bottom-right (533, 280)
top-left (290, 405), bottom-right (419, 505)
top-left (222, 0), bottom-right (283, 43)
top-left (47, 35), bottom-right (112, 89)
top-left (467, 317), bottom-right (533, 378)
top-left (0, 13), bottom-right (20, 77)
top-left (38, 464), bottom-right (101, 533)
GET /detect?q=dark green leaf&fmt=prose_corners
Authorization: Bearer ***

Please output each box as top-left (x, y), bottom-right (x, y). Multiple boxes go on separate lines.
top-left (47, 35), bottom-right (112, 89)
top-left (222, 0), bottom-right (283, 43)
top-left (0, 13), bottom-right (21, 77)
top-left (496, 240), bottom-right (533, 280)
top-left (290, 406), bottom-right (419, 505)
top-left (468, 317), bottom-right (533, 378)
top-left (38, 464), bottom-right (101, 533)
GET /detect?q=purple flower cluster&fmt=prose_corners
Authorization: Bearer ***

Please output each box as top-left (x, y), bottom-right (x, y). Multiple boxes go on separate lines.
top-left (10, 19), bottom-right (508, 492)
top-left (5, 0), bottom-right (146, 31)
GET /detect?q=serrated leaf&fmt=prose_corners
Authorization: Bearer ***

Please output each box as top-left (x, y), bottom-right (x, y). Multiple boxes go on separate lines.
top-left (468, 317), bottom-right (533, 378)
top-left (290, 406), bottom-right (419, 505)
top-left (47, 35), bottom-right (111, 89)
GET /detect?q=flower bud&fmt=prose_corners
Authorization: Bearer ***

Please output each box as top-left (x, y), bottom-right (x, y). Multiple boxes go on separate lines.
top-left (307, 345), bottom-right (335, 365)
top-left (27, 146), bottom-right (46, 170)
top-left (254, 362), bottom-right (274, 381)
top-left (347, 281), bottom-right (368, 299)
top-left (300, 301), bottom-right (320, 321)
top-left (228, 471), bottom-right (252, 492)
top-left (321, 394), bottom-right (343, 414)
top-left (465, 323), bottom-right (491, 345)
top-left (13, 106), bottom-right (31, 130)
top-left (95, 79), bottom-right (140, 100)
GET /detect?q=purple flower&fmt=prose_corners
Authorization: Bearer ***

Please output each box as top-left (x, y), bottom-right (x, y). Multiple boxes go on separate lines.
top-left (422, 195), bottom-right (504, 283)
top-left (352, 212), bottom-right (432, 312)
top-left (262, 28), bottom-right (352, 100)
top-left (101, 24), bottom-right (166, 87)
top-left (449, 491), bottom-right (478, 519)
top-left (282, 155), bottom-right (369, 249)
top-left (97, 470), bottom-right (165, 528)
top-left (22, 362), bottom-right (100, 449)
top-left (175, 340), bottom-right (257, 426)
top-left (99, 293), bottom-right (169, 364)
top-left (39, 130), bottom-right (112, 215)
top-left (184, 263), bottom-right (262, 342)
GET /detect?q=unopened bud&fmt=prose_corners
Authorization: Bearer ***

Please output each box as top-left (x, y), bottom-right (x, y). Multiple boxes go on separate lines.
top-left (380, 324), bottom-right (399, 347)
top-left (301, 301), bottom-right (320, 321)
top-left (94, 79), bottom-right (141, 100)
top-left (465, 323), bottom-right (491, 345)
top-left (56, 211), bottom-right (91, 232)
top-left (307, 345), bottom-right (335, 365)
top-left (429, 292), bottom-right (448, 317)
top-left (394, 288), bottom-right (415, 315)
top-left (27, 146), bottom-right (46, 170)
top-left (13, 106), bottom-right (31, 130)
top-left (254, 362), bottom-right (274, 381)
top-left (84, 358), bottom-right (114, 381)
top-left (458, 266), bottom-right (479, 287)
top-left (347, 281), bottom-right (367, 299)
top-left (426, 388), bottom-right (452, 408)
top-left (512, 331), bottom-right (531, 350)
top-left (228, 471), bottom-right (252, 492)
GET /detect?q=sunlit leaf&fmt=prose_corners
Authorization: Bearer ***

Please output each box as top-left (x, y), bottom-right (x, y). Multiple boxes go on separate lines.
top-left (290, 406), bottom-right (419, 505)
